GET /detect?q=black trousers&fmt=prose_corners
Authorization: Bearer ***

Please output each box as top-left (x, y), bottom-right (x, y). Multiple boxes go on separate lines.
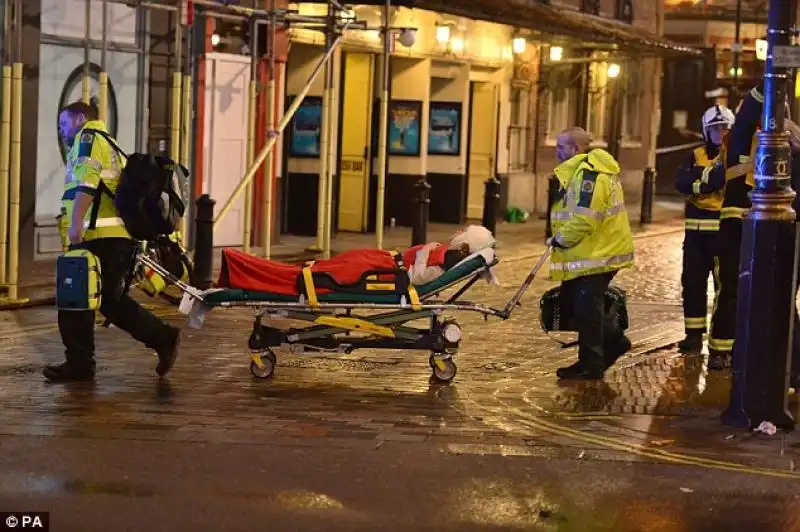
top-left (560, 271), bottom-right (623, 371)
top-left (709, 219), bottom-right (741, 354)
top-left (681, 230), bottom-right (719, 335)
top-left (58, 238), bottom-right (174, 371)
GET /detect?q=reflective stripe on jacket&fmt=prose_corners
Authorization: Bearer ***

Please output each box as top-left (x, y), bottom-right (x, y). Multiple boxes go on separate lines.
top-left (61, 120), bottom-right (130, 241)
top-left (549, 148), bottom-right (635, 282)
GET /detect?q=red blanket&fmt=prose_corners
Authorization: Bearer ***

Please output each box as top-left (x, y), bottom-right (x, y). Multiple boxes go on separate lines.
top-left (217, 246), bottom-right (449, 295)
top-left (218, 248), bottom-right (395, 295)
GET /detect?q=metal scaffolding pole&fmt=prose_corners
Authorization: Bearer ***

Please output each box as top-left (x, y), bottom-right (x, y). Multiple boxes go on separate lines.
top-left (180, 1), bottom-right (192, 246)
top-left (213, 24), bottom-right (349, 229)
top-left (83, 0), bottom-right (91, 104)
top-left (312, 28), bottom-right (333, 253)
top-left (375, 0), bottom-right (390, 249)
top-left (262, 0), bottom-right (277, 259)
top-left (6, 0), bottom-right (24, 302)
top-left (106, 0), bottom-right (360, 27)
top-left (0, 0), bottom-right (11, 286)
top-left (321, 3), bottom-right (338, 259)
top-left (99, 0), bottom-right (109, 122)
top-left (171, 9), bottom-right (182, 164)
top-left (243, 16), bottom-right (258, 253)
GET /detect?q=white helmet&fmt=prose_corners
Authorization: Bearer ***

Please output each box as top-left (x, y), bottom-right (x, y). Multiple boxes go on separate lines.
top-left (702, 105), bottom-right (735, 139)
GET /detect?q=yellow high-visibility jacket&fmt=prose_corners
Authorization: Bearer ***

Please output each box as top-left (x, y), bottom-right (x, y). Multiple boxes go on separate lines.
top-left (675, 145), bottom-right (723, 232)
top-left (549, 148), bottom-right (634, 281)
top-left (61, 120), bottom-right (130, 241)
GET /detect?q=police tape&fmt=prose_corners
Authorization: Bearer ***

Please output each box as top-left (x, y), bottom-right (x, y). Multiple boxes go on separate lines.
top-left (655, 142), bottom-right (704, 155)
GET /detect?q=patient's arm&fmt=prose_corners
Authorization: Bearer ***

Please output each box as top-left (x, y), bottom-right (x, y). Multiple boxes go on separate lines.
top-left (409, 243), bottom-right (445, 285)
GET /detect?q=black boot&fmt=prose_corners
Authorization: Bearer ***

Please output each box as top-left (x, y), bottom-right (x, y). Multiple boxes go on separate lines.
top-left (155, 327), bottom-right (182, 377)
top-left (678, 331), bottom-right (704, 355)
top-left (604, 336), bottom-right (632, 369)
top-left (708, 349), bottom-right (731, 371)
top-left (556, 361), bottom-right (605, 380)
top-left (43, 362), bottom-right (95, 383)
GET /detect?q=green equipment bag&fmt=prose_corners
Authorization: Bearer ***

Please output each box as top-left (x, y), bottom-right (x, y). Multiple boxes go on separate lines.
top-left (56, 249), bottom-right (103, 311)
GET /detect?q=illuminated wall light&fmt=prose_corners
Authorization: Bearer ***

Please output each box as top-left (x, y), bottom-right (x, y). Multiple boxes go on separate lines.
top-left (211, 33), bottom-right (221, 46)
top-left (435, 24), bottom-right (451, 44)
top-left (756, 38), bottom-right (768, 61)
top-left (607, 63), bottom-right (621, 78)
top-left (549, 46), bottom-right (563, 62)
top-left (512, 37), bottom-right (527, 55)
top-left (450, 36), bottom-right (465, 54)
top-left (728, 66), bottom-right (743, 77)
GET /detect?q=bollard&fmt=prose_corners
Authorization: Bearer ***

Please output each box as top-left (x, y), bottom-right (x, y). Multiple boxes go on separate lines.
top-left (193, 194), bottom-right (215, 289)
top-left (545, 175), bottom-right (559, 239)
top-left (481, 176), bottom-right (501, 236)
top-left (411, 178), bottom-right (431, 246)
top-left (640, 167), bottom-right (656, 225)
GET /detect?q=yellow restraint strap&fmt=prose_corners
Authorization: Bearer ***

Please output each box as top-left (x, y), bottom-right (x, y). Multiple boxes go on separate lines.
top-left (302, 261), bottom-right (319, 307)
top-left (407, 283), bottom-right (421, 311)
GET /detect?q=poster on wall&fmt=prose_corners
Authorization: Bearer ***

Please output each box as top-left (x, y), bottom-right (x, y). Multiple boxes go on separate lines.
top-left (388, 100), bottom-right (422, 157)
top-left (428, 102), bottom-right (461, 156)
top-left (289, 96), bottom-right (322, 158)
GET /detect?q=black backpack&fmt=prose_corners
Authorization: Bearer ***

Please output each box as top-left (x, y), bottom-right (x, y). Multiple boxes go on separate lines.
top-left (83, 129), bottom-right (188, 242)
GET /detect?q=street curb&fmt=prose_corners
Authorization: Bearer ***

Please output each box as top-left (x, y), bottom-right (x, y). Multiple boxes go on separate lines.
top-left (0, 296), bottom-right (55, 310)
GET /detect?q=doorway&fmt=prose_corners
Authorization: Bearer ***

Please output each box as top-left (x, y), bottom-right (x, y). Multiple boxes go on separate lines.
top-left (466, 81), bottom-right (499, 220)
top-left (202, 53), bottom-right (251, 247)
top-left (336, 52), bottom-right (375, 232)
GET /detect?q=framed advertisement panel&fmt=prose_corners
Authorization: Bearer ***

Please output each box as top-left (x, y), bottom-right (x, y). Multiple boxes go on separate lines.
top-left (388, 99), bottom-right (422, 156)
top-left (428, 101), bottom-right (462, 156)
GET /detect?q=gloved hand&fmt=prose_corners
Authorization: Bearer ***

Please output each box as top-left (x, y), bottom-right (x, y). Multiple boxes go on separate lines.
top-left (545, 236), bottom-right (565, 249)
top-left (698, 159), bottom-right (726, 193)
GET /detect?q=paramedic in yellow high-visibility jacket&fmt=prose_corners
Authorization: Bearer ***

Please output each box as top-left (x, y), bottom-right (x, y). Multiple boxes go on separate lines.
top-left (547, 126), bottom-right (634, 381)
top-left (44, 101), bottom-right (181, 383)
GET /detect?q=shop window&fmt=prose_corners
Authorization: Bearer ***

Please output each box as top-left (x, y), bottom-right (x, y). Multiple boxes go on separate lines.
top-left (509, 85), bottom-right (531, 171)
top-left (621, 61), bottom-right (643, 144)
top-left (586, 61), bottom-right (609, 144)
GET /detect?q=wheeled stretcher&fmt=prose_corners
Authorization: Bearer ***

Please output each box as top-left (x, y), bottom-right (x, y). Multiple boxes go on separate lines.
top-left (139, 246), bottom-right (551, 384)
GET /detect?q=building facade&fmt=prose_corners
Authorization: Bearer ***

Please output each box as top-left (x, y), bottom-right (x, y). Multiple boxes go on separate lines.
top-left (3, 0), bottom-right (693, 277)
top-left (514, 0), bottom-right (672, 216)
top-left (657, 0), bottom-right (773, 194)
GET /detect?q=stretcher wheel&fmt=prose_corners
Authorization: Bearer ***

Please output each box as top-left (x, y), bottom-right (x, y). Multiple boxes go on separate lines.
top-left (430, 356), bottom-right (457, 383)
top-left (250, 350), bottom-right (277, 379)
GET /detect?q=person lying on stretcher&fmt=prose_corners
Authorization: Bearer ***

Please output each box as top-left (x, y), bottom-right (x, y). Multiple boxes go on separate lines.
top-left (216, 225), bottom-right (498, 295)
top-left (404, 225), bottom-right (497, 285)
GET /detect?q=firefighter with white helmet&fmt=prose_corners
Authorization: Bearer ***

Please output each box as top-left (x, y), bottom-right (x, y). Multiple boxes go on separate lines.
top-left (674, 104), bottom-right (734, 354)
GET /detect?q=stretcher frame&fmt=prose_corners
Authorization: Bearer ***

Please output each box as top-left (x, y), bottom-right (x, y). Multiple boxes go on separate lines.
top-left (135, 248), bottom-right (551, 384)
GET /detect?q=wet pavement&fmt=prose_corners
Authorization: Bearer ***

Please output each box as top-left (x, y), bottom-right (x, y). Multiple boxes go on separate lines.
top-left (1, 225), bottom-right (800, 531)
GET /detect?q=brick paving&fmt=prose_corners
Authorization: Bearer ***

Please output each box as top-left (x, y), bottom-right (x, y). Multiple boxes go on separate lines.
top-left (2, 214), bottom-right (800, 531)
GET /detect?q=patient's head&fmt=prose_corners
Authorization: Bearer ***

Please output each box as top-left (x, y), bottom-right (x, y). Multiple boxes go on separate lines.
top-left (443, 244), bottom-right (471, 270)
top-left (448, 225), bottom-right (495, 253)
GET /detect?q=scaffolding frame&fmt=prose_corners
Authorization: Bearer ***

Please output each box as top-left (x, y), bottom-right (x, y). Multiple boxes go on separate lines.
top-left (0, 0), bottom-right (390, 303)
top-left (0, 0), bottom-right (25, 304)
top-left (108, 0), bottom-right (371, 260)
